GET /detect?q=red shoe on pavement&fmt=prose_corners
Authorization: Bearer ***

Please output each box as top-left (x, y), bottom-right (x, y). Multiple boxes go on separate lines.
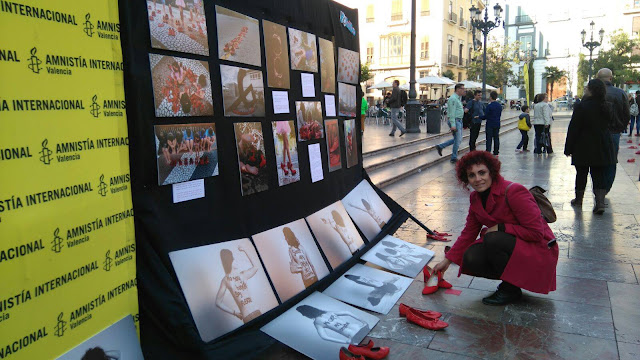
top-left (406, 308), bottom-right (449, 330)
top-left (398, 303), bottom-right (442, 319)
top-left (347, 343), bottom-right (389, 359)
top-left (339, 347), bottom-right (365, 360)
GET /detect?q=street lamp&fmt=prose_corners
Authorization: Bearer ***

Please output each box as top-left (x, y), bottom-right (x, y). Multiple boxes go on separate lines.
top-left (470, 1), bottom-right (503, 101)
top-left (581, 21), bottom-right (604, 80)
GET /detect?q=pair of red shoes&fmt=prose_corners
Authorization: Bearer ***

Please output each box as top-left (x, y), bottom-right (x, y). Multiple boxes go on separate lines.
top-left (427, 230), bottom-right (452, 242)
top-left (339, 340), bottom-right (389, 360)
top-left (399, 303), bottom-right (448, 330)
top-left (422, 266), bottom-right (453, 295)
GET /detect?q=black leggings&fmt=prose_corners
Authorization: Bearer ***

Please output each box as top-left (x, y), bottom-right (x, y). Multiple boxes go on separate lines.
top-left (575, 165), bottom-right (607, 191)
top-left (462, 231), bottom-right (516, 280)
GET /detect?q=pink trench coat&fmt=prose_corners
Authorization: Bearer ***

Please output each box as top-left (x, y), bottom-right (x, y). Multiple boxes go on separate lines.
top-left (445, 176), bottom-right (559, 294)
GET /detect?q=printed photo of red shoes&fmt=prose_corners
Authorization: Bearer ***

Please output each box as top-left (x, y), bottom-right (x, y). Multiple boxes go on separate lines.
top-left (348, 341), bottom-right (389, 359)
top-left (398, 303), bottom-right (442, 319)
top-left (628, 158), bottom-right (636, 163)
top-left (339, 347), bottom-right (365, 360)
top-left (627, 139), bottom-right (633, 144)
top-left (406, 308), bottom-right (449, 330)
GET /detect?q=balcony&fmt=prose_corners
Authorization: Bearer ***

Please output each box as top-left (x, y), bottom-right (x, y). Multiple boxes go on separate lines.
top-left (460, 19), bottom-right (468, 28)
top-left (515, 15), bottom-right (534, 24)
top-left (447, 54), bottom-right (459, 65)
top-left (366, 17), bottom-right (374, 23)
top-left (458, 57), bottom-right (466, 66)
top-left (391, 13), bottom-right (403, 21)
top-left (421, 10), bottom-right (430, 16)
top-left (448, 12), bottom-right (458, 23)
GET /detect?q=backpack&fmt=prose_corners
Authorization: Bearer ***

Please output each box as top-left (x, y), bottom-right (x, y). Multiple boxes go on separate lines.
top-left (631, 99), bottom-right (639, 117)
top-left (400, 90), bottom-right (408, 107)
top-left (517, 115), bottom-right (531, 131)
top-left (505, 183), bottom-right (556, 223)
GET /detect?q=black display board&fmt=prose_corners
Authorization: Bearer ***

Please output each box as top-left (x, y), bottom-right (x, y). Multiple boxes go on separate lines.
top-left (118, 1), bottom-right (419, 358)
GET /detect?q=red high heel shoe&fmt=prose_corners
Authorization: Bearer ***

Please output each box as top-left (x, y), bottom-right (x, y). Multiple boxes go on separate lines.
top-left (398, 303), bottom-right (442, 319)
top-left (354, 339), bottom-right (374, 349)
top-left (423, 270), bottom-right (452, 295)
top-left (348, 343), bottom-right (389, 359)
top-left (427, 233), bottom-right (450, 242)
top-left (339, 347), bottom-right (365, 360)
top-left (433, 231), bottom-right (452, 237)
top-left (406, 308), bottom-right (448, 330)
top-left (287, 161), bottom-right (297, 175)
top-left (280, 162), bottom-right (289, 175)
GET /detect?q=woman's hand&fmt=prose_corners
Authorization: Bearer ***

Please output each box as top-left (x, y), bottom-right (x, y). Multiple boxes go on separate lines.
top-left (486, 225), bottom-right (498, 233)
top-left (432, 259), bottom-right (452, 274)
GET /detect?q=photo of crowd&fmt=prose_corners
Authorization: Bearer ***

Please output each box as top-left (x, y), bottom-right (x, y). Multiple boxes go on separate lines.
top-left (149, 54), bottom-right (214, 117)
top-left (146, 0), bottom-right (209, 56)
top-left (154, 123), bottom-right (219, 186)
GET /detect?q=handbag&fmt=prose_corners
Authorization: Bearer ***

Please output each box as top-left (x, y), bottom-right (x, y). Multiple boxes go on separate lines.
top-left (505, 183), bottom-right (556, 223)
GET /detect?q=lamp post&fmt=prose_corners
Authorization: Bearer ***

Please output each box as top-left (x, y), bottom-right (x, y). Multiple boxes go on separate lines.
top-left (405, 0), bottom-right (421, 133)
top-left (581, 21), bottom-right (604, 81)
top-left (470, 2), bottom-right (503, 101)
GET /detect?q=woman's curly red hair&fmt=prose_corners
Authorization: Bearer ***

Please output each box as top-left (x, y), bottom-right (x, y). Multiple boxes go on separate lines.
top-left (455, 151), bottom-right (501, 187)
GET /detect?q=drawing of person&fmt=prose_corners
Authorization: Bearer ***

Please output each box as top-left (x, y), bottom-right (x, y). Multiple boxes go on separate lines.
top-left (347, 198), bottom-right (387, 229)
top-left (215, 246), bottom-right (262, 324)
top-left (381, 240), bottom-right (430, 263)
top-left (374, 252), bottom-right (419, 271)
top-left (81, 347), bottom-right (119, 360)
top-left (322, 210), bottom-right (359, 253)
top-left (296, 305), bottom-right (369, 344)
top-left (343, 275), bottom-right (400, 306)
top-left (283, 226), bottom-right (318, 288)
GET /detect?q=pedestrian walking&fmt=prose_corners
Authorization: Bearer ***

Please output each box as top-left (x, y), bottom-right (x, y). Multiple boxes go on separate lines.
top-left (436, 83), bottom-right (468, 163)
top-left (361, 96), bottom-right (368, 134)
top-left (481, 91), bottom-right (502, 155)
top-left (564, 79), bottom-right (616, 214)
top-left (516, 105), bottom-right (531, 152)
top-left (629, 90), bottom-right (640, 137)
top-left (532, 93), bottom-right (553, 154)
top-left (596, 68), bottom-right (630, 194)
top-left (387, 80), bottom-right (406, 137)
top-left (432, 151), bottom-right (559, 305)
top-left (466, 90), bottom-right (485, 151)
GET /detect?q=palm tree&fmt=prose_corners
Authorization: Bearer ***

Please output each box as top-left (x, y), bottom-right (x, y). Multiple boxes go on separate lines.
top-left (543, 66), bottom-right (567, 101)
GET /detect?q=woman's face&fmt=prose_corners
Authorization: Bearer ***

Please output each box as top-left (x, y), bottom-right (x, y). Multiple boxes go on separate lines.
top-left (466, 163), bottom-right (492, 192)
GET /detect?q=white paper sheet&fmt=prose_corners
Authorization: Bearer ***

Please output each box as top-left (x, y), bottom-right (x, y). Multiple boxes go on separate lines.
top-left (308, 143), bottom-right (323, 183)
top-left (324, 94), bottom-right (336, 116)
top-left (301, 73), bottom-right (316, 98)
top-left (272, 91), bottom-right (290, 114)
top-left (172, 179), bottom-right (205, 203)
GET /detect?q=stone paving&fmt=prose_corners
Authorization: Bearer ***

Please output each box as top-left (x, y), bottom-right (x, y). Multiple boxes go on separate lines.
top-left (266, 114), bottom-right (640, 359)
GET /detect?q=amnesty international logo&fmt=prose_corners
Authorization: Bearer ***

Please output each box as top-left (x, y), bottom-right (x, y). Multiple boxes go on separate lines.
top-left (51, 228), bottom-right (64, 253)
top-left (98, 174), bottom-right (108, 197)
top-left (54, 312), bottom-right (67, 337)
top-left (103, 250), bottom-right (112, 271)
top-left (83, 13), bottom-right (95, 37)
top-left (90, 94), bottom-right (101, 118)
top-left (39, 139), bottom-right (53, 165)
top-left (28, 47), bottom-right (42, 74)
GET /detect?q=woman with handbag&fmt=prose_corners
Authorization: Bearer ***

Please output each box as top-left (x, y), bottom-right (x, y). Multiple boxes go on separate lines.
top-left (564, 79), bottom-right (616, 214)
top-left (432, 151), bottom-right (558, 305)
top-left (532, 93), bottom-right (553, 154)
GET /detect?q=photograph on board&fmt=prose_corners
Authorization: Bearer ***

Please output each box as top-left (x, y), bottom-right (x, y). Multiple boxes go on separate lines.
top-left (272, 120), bottom-right (300, 186)
top-left (263, 20), bottom-right (290, 89)
top-left (318, 37), bottom-right (335, 94)
top-left (344, 119), bottom-right (359, 168)
top-left (169, 238), bottom-right (278, 342)
top-left (252, 219), bottom-right (330, 301)
top-left (288, 28), bottom-right (318, 72)
top-left (337, 47), bottom-right (359, 85)
top-left (306, 201), bottom-right (365, 269)
top-left (342, 180), bottom-right (393, 240)
top-left (149, 54), bottom-right (214, 117)
top-left (215, 5), bottom-right (261, 66)
top-left (154, 123), bottom-right (219, 186)
top-left (361, 235), bottom-right (434, 278)
top-left (338, 82), bottom-right (356, 117)
top-left (261, 291), bottom-right (379, 360)
top-left (234, 122), bottom-right (269, 196)
top-left (147, 0), bottom-right (209, 56)
top-left (295, 101), bottom-right (324, 142)
top-left (324, 119), bottom-right (341, 172)
top-left (220, 64), bottom-right (266, 117)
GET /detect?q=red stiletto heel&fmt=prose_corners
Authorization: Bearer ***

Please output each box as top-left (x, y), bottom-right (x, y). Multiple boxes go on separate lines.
top-left (348, 343), bottom-right (390, 359)
top-left (406, 309), bottom-right (448, 330)
top-left (437, 271), bottom-right (453, 289)
top-left (422, 267), bottom-right (439, 295)
top-left (398, 303), bottom-right (442, 319)
top-left (434, 231), bottom-right (452, 237)
top-left (288, 161), bottom-right (297, 175)
top-left (280, 162), bottom-right (289, 175)
top-left (339, 347), bottom-right (366, 360)
top-left (427, 233), bottom-right (450, 242)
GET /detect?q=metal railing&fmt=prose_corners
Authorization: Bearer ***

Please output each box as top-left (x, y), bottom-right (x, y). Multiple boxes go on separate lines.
top-left (459, 57), bottom-right (465, 66)
top-left (448, 12), bottom-right (458, 23)
top-left (421, 10), bottom-right (430, 16)
top-left (515, 15), bottom-right (533, 24)
top-left (366, 17), bottom-right (374, 23)
top-left (447, 54), bottom-right (459, 65)
top-left (391, 13), bottom-right (403, 21)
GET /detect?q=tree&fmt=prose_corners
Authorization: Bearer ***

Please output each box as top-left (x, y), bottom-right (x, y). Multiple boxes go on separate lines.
top-left (542, 66), bottom-right (567, 101)
top-left (578, 30), bottom-right (640, 88)
top-left (360, 62), bottom-right (373, 84)
top-left (577, 53), bottom-right (588, 97)
top-left (467, 37), bottom-right (521, 89)
top-left (442, 69), bottom-right (455, 80)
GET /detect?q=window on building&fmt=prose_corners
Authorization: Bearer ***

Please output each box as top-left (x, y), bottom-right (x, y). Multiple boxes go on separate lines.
top-left (421, 0), bottom-right (430, 16)
top-left (366, 5), bottom-right (374, 23)
top-left (458, 44), bottom-right (464, 65)
top-left (636, 0), bottom-right (640, 8)
top-left (366, 44), bottom-right (374, 63)
top-left (458, 72), bottom-right (462, 82)
top-left (419, 70), bottom-right (429, 78)
top-left (447, 38), bottom-right (453, 62)
top-left (448, 1), bottom-right (452, 16)
top-left (380, 34), bottom-right (410, 65)
top-left (391, 0), bottom-right (402, 21)
top-left (459, 7), bottom-right (463, 25)
top-left (420, 37), bottom-right (429, 60)
top-left (519, 35), bottom-right (532, 53)
top-left (633, 16), bottom-right (640, 37)
top-left (468, 47), bottom-right (473, 65)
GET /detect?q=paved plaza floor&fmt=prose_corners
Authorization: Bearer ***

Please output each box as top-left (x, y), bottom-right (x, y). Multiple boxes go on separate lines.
top-left (266, 114), bottom-right (640, 359)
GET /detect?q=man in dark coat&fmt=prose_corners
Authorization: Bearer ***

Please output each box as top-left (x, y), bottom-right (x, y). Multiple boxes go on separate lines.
top-left (596, 68), bottom-right (629, 195)
top-left (388, 80), bottom-right (406, 137)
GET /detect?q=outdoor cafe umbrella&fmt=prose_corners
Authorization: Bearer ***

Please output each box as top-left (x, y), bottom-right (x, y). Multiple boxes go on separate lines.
top-left (447, 80), bottom-right (497, 90)
top-left (368, 80), bottom-right (393, 90)
top-left (417, 76), bottom-right (455, 100)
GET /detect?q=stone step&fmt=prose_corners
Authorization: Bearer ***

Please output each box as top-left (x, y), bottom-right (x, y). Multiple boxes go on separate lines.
top-left (369, 122), bottom-right (521, 188)
top-left (364, 117), bottom-right (520, 171)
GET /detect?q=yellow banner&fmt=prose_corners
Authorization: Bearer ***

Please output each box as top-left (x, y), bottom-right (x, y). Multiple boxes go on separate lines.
top-left (523, 62), bottom-right (530, 105)
top-left (0, 1), bottom-right (138, 359)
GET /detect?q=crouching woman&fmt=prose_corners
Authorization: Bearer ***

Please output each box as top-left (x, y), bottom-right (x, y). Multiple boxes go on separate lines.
top-left (433, 151), bottom-right (558, 305)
